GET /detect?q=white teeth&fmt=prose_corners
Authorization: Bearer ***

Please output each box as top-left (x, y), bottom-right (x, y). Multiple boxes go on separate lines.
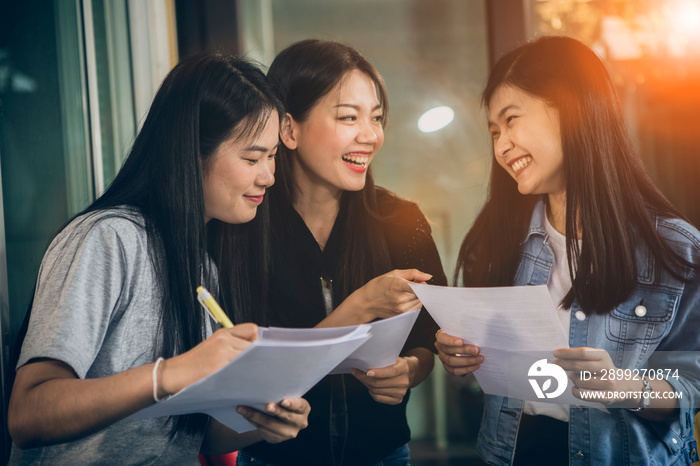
top-left (511, 156), bottom-right (532, 172)
top-left (342, 154), bottom-right (369, 166)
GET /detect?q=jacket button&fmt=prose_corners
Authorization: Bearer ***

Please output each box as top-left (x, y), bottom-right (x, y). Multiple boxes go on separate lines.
top-left (574, 450), bottom-right (585, 458)
top-left (635, 305), bottom-right (647, 317)
top-left (575, 310), bottom-right (586, 321)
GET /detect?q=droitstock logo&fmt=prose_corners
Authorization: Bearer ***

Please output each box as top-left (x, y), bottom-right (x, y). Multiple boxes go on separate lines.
top-left (528, 359), bottom-right (568, 399)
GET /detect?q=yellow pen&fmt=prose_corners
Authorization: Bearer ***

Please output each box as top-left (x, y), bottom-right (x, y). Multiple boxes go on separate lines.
top-left (196, 286), bottom-right (234, 328)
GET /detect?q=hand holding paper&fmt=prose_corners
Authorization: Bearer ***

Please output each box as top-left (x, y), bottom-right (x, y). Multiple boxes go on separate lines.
top-left (131, 325), bottom-right (371, 433)
top-left (158, 323), bottom-right (259, 400)
top-left (351, 357), bottom-right (412, 405)
top-left (435, 330), bottom-right (483, 377)
top-left (236, 397), bottom-right (310, 444)
top-left (410, 283), bottom-right (604, 409)
top-left (341, 269), bottom-right (429, 322)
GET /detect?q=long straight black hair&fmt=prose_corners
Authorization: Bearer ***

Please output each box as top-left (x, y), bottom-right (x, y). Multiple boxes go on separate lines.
top-left (456, 36), bottom-right (695, 315)
top-left (42, 52), bottom-right (282, 436)
top-left (266, 39), bottom-right (392, 301)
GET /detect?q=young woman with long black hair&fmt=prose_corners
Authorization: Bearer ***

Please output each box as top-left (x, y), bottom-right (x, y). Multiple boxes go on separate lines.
top-left (228, 40), bottom-right (447, 466)
top-left (7, 53), bottom-right (310, 464)
top-left (435, 36), bottom-right (700, 465)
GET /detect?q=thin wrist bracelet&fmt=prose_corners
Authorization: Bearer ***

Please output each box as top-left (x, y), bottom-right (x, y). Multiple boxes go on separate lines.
top-left (153, 357), bottom-right (166, 402)
top-left (628, 376), bottom-right (652, 412)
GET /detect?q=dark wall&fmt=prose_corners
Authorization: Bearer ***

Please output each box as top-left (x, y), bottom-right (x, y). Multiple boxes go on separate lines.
top-left (485, 0), bottom-right (527, 66)
top-left (175, 0), bottom-right (240, 57)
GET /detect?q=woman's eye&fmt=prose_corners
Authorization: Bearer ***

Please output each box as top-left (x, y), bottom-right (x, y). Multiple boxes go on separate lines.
top-left (244, 158), bottom-right (259, 165)
top-left (338, 115), bottom-right (357, 121)
top-left (372, 114), bottom-right (384, 123)
top-left (506, 115), bottom-right (517, 124)
top-left (268, 153), bottom-right (277, 160)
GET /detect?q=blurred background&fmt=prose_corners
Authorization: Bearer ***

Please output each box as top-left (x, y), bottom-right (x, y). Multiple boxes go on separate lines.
top-left (1, 0), bottom-right (699, 464)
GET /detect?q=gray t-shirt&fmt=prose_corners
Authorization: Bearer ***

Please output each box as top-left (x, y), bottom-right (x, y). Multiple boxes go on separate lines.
top-left (10, 208), bottom-right (211, 465)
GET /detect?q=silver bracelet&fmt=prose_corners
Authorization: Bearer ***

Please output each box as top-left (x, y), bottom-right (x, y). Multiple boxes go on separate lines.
top-left (628, 376), bottom-right (652, 412)
top-left (153, 357), bottom-right (166, 402)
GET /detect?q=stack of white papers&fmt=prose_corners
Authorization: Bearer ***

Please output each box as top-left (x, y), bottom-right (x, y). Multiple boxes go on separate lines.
top-left (130, 310), bottom-right (421, 432)
top-left (331, 309), bottom-right (420, 374)
top-left (410, 283), bottom-right (602, 409)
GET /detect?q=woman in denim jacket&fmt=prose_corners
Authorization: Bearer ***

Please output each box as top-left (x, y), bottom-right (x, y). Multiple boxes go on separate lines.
top-left (435, 36), bottom-right (700, 465)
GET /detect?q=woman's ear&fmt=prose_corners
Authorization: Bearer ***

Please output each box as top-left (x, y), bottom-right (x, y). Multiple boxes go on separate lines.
top-left (280, 113), bottom-right (298, 150)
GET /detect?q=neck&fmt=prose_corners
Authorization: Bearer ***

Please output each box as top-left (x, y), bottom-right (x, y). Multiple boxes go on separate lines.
top-left (292, 166), bottom-right (342, 251)
top-left (546, 191), bottom-right (567, 236)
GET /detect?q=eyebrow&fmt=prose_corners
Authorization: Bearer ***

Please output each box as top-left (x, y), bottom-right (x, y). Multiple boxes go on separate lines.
top-left (487, 104), bottom-right (520, 126)
top-left (245, 141), bottom-right (281, 152)
top-left (334, 103), bottom-right (383, 112)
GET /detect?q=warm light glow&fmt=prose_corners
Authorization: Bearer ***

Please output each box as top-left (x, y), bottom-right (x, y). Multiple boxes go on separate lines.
top-left (418, 106), bottom-right (455, 133)
top-left (671, 0), bottom-right (700, 38)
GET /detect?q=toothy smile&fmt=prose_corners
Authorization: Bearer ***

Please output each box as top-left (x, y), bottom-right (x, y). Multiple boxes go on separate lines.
top-left (510, 156), bottom-right (532, 173)
top-left (342, 154), bottom-right (369, 167)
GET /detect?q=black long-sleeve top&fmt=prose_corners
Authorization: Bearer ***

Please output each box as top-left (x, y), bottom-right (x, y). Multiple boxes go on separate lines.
top-left (243, 187), bottom-right (447, 466)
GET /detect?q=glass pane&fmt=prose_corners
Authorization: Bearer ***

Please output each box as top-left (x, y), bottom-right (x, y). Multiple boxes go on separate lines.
top-left (0, 0), bottom-right (134, 458)
top-left (0, 0), bottom-right (92, 349)
top-left (91, 0), bottom-right (136, 186)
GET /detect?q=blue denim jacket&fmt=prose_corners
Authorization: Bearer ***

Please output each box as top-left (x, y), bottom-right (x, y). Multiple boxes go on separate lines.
top-left (477, 199), bottom-right (700, 465)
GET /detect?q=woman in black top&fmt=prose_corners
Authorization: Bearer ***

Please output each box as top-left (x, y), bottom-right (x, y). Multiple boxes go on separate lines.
top-left (233, 40), bottom-right (447, 466)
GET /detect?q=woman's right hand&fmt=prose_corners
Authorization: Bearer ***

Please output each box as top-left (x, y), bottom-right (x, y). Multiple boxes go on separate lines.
top-left (435, 330), bottom-right (483, 376)
top-left (158, 323), bottom-right (259, 399)
top-left (351, 268), bottom-right (431, 321)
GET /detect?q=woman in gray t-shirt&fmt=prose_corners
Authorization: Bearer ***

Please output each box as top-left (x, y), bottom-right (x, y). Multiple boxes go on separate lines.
top-left (8, 53), bottom-right (309, 465)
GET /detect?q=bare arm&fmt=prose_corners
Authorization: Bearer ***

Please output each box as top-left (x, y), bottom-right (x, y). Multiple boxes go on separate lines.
top-left (315, 269), bottom-right (431, 328)
top-left (9, 324), bottom-right (258, 449)
top-left (9, 359), bottom-right (155, 449)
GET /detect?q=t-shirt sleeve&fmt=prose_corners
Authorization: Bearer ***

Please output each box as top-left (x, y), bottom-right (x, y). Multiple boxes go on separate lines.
top-left (17, 214), bottom-right (144, 379)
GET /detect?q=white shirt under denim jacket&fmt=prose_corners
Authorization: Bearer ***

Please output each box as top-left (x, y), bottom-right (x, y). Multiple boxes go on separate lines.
top-left (477, 198), bottom-right (700, 466)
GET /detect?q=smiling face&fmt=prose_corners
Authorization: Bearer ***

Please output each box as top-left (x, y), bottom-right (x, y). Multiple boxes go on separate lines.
top-left (285, 69), bottom-right (384, 196)
top-left (488, 85), bottom-right (565, 200)
top-left (203, 112), bottom-right (279, 224)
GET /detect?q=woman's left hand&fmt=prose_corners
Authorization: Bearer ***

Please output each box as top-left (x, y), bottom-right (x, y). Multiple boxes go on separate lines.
top-left (351, 357), bottom-right (412, 405)
top-left (236, 397), bottom-right (310, 444)
top-left (554, 347), bottom-right (643, 407)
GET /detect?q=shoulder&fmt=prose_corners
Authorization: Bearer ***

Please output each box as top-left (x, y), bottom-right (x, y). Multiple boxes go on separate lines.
top-left (47, 207), bottom-right (149, 263)
top-left (374, 186), bottom-right (430, 231)
top-left (654, 215), bottom-right (700, 262)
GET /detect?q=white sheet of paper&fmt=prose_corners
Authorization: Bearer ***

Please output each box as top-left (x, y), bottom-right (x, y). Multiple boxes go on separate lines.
top-left (409, 283), bottom-right (603, 409)
top-left (329, 309), bottom-right (420, 374)
top-left (130, 325), bottom-right (371, 432)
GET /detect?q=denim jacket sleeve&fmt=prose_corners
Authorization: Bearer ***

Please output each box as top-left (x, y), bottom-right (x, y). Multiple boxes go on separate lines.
top-left (648, 217), bottom-right (700, 444)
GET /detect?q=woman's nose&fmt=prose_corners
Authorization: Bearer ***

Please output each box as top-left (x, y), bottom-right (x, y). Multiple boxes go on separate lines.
top-left (357, 120), bottom-right (379, 144)
top-left (494, 134), bottom-right (513, 159)
top-left (257, 158), bottom-right (275, 187)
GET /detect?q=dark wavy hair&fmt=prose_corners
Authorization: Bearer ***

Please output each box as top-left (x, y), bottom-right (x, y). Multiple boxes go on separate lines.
top-left (455, 35), bottom-right (694, 315)
top-left (24, 52), bottom-right (282, 437)
top-left (266, 39), bottom-right (392, 301)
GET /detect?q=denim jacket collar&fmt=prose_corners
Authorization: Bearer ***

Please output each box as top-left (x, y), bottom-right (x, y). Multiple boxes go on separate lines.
top-left (523, 196), bottom-right (655, 284)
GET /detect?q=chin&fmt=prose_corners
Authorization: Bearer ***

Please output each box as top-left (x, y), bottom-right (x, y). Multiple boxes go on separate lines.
top-left (224, 211), bottom-right (257, 225)
top-left (342, 178), bottom-right (368, 192)
top-left (516, 183), bottom-right (535, 196)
